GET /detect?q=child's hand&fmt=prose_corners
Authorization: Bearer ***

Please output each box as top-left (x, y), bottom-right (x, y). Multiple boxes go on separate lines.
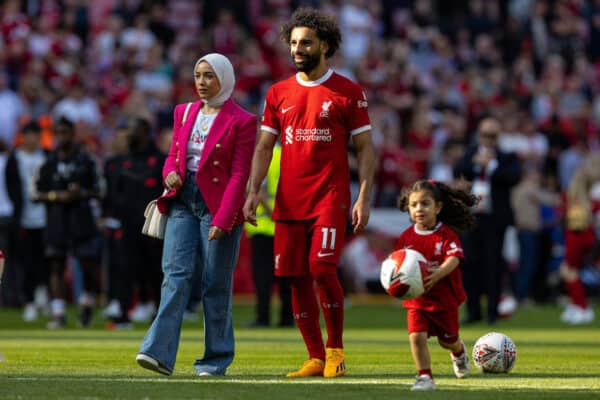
top-left (423, 266), bottom-right (442, 292)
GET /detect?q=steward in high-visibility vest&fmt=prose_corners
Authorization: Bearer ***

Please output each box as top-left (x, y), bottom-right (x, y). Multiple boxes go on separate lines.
top-left (245, 143), bottom-right (293, 327)
top-left (244, 143), bottom-right (281, 237)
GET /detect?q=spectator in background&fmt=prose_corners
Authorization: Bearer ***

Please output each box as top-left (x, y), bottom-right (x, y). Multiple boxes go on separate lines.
top-left (454, 117), bottom-right (521, 325)
top-left (428, 138), bottom-right (465, 184)
top-left (52, 77), bottom-right (101, 134)
top-left (113, 117), bottom-right (165, 327)
top-left (510, 168), bottom-right (561, 305)
top-left (33, 117), bottom-right (103, 329)
top-left (245, 142), bottom-right (293, 328)
top-left (100, 124), bottom-right (129, 323)
top-left (0, 70), bottom-right (25, 147)
top-left (0, 137), bottom-right (18, 306)
top-left (5, 121), bottom-right (48, 321)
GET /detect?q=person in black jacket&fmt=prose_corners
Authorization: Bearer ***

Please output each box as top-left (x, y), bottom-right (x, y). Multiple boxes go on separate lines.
top-left (33, 117), bottom-right (103, 329)
top-left (100, 126), bottom-right (129, 324)
top-left (453, 117), bottom-right (521, 325)
top-left (110, 117), bottom-right (165, 327)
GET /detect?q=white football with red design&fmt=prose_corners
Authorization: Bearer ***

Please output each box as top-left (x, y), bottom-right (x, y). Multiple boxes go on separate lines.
top-left (472, 332), bottom-right (517, 373)
top-left (380, 249), bottom-right (428, 300)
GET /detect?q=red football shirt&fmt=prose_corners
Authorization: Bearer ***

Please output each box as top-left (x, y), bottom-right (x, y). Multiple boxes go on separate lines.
top-left (261, 69), bottom-right (371, 221)
top-left (395, 222), bottom-right (466, 312)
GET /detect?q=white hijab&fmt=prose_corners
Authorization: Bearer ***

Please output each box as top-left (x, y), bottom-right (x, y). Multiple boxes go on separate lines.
top-left (194, 53), bottom-right (235, 107)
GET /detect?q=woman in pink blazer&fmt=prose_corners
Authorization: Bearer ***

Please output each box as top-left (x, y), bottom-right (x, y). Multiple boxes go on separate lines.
top-left (137, 53), bottom-right (257, 377)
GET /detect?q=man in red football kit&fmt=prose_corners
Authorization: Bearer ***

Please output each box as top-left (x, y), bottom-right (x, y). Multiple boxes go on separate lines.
top-left (243, 7), bottom-right (375, 378)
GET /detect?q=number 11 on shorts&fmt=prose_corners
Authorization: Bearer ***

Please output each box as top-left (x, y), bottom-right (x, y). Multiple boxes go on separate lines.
top-left (321, 227), bottom-right (337, 250)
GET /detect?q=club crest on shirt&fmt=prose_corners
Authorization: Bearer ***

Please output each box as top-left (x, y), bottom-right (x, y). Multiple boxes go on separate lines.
top-left (320, 100), bottom-right (332, 118)
top-left (435, 241), bottom-right (443, 255)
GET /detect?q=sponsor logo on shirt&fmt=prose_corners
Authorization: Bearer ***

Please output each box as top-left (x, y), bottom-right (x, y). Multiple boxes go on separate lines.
top-left (291, 127), bottom-right (332, 142)
top-left (282, 105), bottom-right (296, 114)
top-left (285, 126), bottom-right (294, 144)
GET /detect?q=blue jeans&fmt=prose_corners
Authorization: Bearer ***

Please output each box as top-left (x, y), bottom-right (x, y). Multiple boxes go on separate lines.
top-left (515, 230), bottom-right (539, 302)
top-left (139, 173), bottom-right (242, 375)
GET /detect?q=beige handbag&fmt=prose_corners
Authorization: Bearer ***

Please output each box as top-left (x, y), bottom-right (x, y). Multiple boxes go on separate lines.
top-left (141, 102), bottom-right (192, 239)
top-left (142, 198), bottom-right (167, 239)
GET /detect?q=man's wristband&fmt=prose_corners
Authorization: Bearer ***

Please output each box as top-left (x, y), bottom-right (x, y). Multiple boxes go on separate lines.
top-left (48, 191), bottom-right (57, 202)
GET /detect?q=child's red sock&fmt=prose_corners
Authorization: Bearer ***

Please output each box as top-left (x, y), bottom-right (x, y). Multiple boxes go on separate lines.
top-left (418, 369), bottom-right (433, 378)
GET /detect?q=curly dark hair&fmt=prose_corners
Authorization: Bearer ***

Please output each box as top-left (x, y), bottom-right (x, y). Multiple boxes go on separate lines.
top-left (280, 7), bottom-right (341, 59)
top-left (397, 179), bottom-right (478, 234)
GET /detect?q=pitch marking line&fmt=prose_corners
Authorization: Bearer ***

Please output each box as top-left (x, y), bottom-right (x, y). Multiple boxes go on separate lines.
top-left (4, 376), bottom-right (597, 390)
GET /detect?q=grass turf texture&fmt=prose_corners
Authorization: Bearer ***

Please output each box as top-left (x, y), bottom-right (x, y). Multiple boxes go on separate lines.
top-left (0, 297), bottom-right (598, 399)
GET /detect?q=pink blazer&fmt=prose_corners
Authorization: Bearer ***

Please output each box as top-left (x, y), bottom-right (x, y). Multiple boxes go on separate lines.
top-left (157, 99), bottom-right (257, 233)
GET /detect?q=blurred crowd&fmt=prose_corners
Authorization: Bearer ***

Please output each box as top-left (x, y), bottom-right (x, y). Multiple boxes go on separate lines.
top-left (1, 0), bottom-right (600, 326)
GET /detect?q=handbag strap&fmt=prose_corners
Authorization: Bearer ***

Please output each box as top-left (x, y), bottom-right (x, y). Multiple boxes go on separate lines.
top-left (182, 102), bottom-right (192, 125)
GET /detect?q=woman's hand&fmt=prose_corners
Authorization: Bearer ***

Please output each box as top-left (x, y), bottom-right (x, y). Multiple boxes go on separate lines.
top-left (164, 172), bottom-right (183, 191)
top-left (208, 226), bottom-right (226, 240)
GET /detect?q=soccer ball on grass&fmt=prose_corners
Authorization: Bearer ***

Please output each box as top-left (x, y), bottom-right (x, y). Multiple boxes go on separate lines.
top-left (472, 332), bottom-right (517, 373)
top-left (379, 249), bottom-right (428, 299)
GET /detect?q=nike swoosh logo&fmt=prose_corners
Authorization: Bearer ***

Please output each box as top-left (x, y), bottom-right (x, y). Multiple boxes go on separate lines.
top-left (282, 106), bottom-right (296, 114)
top-left (390, 271), bottom-right (402, 282)
top-left (317, 251), bottom-right (334, 257)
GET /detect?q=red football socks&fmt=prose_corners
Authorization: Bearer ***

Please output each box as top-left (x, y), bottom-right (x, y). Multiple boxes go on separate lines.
top-left (290, 277), bottom-right (325, 360)
top-left (565, 279), bottom-right (587, 308)
top-left (314, 269), bottom-right (344, 349)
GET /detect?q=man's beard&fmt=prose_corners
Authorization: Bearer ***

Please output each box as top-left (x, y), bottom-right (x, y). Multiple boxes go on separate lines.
top-left (292, 51), bottom-right (321, 73)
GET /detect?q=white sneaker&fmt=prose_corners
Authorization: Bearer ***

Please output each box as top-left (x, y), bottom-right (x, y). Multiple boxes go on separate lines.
top-left (103, 299), bottom-right (122, 319)
top-left (567, 306), bottom-right (595, 325)
top-left (130, 302), bottom-right (156, 323)
top-left (23, 303), bottom-right (38, 322)
top-left (498, 295), bottom-right (518, 318)
top-left (34, 286), bottom-right (49, 314)
top-left (560, 304), bottom-right (577, 323)
top-left (196, 371), bottom-right (214, 377)
top-left (451, 341), bottom-right (471, 378)
top-left (411, 374), bottom-right (435, 391)
top-left (136, 353), bottom-right (171, 376)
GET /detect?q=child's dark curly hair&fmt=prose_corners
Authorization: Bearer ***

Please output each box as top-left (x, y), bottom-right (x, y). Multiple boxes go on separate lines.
top-left (280, 7), bottom-right (341, 59)
top-left (397, 179), bottom-right (478, 234)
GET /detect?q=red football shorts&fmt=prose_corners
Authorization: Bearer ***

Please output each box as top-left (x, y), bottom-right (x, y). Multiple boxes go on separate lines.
top-left (274, 214), bottom-right (347, 277)
top-left (564, 228), bottom-right (597, 268)
top-left (406, 308), bottom-right (460, 344)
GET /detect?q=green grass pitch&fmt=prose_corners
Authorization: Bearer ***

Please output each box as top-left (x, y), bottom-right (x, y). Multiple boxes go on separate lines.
top-left (0, 297), bottom-right (598, 399)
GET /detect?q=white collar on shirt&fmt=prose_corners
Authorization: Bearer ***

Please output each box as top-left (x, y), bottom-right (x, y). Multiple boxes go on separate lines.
top-left (413, 222), bottom-right (442, 236)
top-left (295, 69), bottom-right (334, 87)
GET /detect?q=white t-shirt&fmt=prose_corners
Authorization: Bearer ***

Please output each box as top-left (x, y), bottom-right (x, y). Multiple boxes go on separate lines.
top-left (16, 149), bottom-right (46, 228)
top-left (186, 110), bottom-right (218, 172)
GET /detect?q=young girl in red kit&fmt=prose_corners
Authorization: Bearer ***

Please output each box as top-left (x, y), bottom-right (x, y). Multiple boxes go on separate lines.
top-left (395, 179), bottom-right (477, 391)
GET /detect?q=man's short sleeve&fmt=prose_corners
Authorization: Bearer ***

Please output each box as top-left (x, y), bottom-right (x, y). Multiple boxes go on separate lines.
top-left (260, 87), bottom-right (280, 135)
top-left (347, 87), bottom-right (371, 136)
